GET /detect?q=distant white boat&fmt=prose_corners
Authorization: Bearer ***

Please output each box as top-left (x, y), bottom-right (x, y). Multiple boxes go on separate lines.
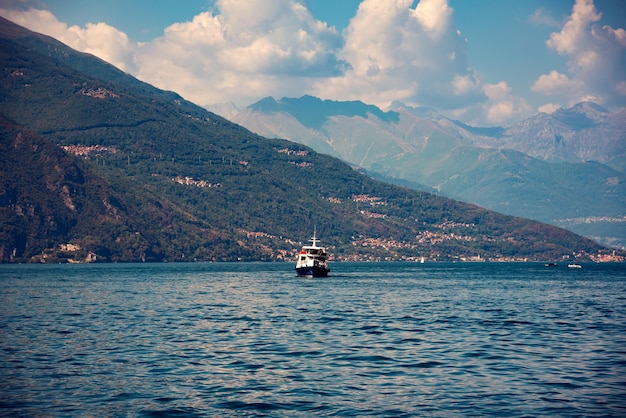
top-left (295, 228), bottom-right (330, 277)
top-left (568, 263), bottom-right (582, 269)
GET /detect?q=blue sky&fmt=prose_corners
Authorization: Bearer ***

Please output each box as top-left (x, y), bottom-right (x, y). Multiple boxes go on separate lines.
top-left (1, 0), bottom-right (624, 125)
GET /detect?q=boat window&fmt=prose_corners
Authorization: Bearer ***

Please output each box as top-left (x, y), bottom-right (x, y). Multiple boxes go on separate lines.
top-left (300, 256), bottom-right (306, 261)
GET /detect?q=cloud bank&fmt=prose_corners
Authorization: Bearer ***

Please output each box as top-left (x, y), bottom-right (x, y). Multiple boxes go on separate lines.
top-left (1, 0), bottom-right (624, 125)
top-left (532, 0), bottom-right (626, 109)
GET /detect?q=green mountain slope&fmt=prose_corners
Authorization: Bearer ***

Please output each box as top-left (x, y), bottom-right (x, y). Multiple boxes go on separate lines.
top-left (0, 17), bottom-right (613, 263)
top-left (0, 115), bottom-right (192, 262)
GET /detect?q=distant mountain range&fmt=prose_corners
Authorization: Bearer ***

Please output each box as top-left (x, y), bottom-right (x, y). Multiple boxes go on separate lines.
top-left (217, 96), bottom-right (626, 249)
top-left (0, 17), bottom-right (617, 263)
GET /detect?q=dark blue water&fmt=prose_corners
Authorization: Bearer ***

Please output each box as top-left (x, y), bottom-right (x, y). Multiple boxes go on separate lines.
top-left (1, 262), bottom-right (625, 416)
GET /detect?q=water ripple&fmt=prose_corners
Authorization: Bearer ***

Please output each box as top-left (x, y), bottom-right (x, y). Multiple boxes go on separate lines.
top-left (1, 262), bottom-right (625, 416)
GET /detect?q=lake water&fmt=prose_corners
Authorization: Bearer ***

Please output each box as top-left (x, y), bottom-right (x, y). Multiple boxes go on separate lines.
top-left (1, 262), bottom-right (625, 416)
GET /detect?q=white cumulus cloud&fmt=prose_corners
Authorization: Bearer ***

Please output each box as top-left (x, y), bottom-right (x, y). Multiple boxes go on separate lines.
top-left (313, 0), bottom-right (483, 112)
top-left (481, 82), bottom-right (533, 125)
top-left (132, 0), bottom-right (346, 106)
top-left (532, 0), bottom-right (626, 107)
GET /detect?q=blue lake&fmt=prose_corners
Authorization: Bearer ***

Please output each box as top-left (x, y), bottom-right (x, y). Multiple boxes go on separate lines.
top-left (1, 262), bottom-right (625, 416)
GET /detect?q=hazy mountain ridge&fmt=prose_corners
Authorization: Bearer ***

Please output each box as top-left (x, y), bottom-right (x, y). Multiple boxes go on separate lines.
top-left (501, 104), bottom-right (626, 171)
top-left (1, 17), bottom-right (613, 262)
top-left (229, 96), bottom-right (626, 249)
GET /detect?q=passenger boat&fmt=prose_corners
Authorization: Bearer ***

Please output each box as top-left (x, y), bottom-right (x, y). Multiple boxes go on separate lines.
top-left (568, 263), bottom-right (582, 269)
top-left (295, 229), bottom-right (330, 277)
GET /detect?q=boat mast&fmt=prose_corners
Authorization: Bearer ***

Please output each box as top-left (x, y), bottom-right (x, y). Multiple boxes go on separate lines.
top-left (311, 225), bottom-right (318, 247)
